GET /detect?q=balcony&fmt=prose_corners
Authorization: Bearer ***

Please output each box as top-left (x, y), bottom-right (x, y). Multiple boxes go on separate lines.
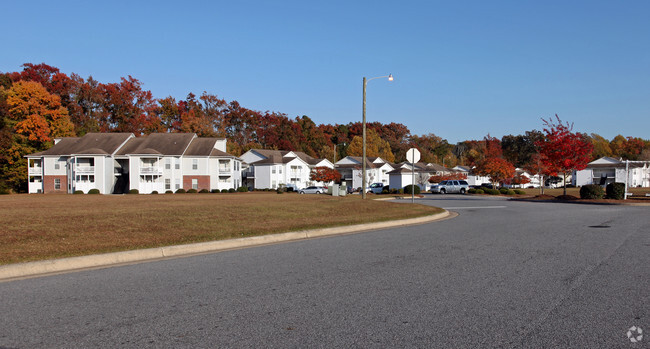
top-left (29, 167), bottom-right (43, 176)
top-left (140, 167), bottom-right (162, 175)
top-left (75, 166), bottom-right (95, 174)
top-left (218, 167), bottom-right (231, 175)
top-left (243, 169), bottom-right (255, 178)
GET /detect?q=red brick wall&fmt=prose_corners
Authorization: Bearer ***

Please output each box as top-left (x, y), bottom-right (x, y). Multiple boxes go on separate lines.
top-left (43, 175), bottom-right (68, 194)
top-left (183, 175), bottom-right (210, 191)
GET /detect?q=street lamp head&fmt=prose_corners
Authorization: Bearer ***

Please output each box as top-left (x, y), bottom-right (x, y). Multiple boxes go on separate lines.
top-left (388, 74), bottom-right (394, 81)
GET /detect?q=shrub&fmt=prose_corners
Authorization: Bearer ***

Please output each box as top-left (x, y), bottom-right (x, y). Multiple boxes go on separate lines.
top-left (199, 189), bottom-right (210, 193)
top-left (580, 184), bottom-right (604, 199)
top-left (499, 188), bottom-right (508, 194)
top-left (211, 189), bottom-right (220, 193)
top-left (175, 188), bottom-right (186, 194)
top-left (506, 189), bottom-right (515, 195)
top-left (128, 189), bottom-right (139, 194)
top-left (467, 188), bottom-right (477, 194)
top-left (381, 187), bottom-right (390, 194)
top-left (404, 185), bottom-right (421, 194)
top-left (73, 190), bottom-right (84, 194)
top-left (187, 188), bottom-right (198, 193)
top-left (237, 186), bottom-right (248, 192)
top-left (227, 188), bottom-right (235, 193)
top-left (276, 188), bottom-right (284, 194)
top-left (514, 189), bottom-right (525, 195)
top-left (88, 189), bottom-right (100, 194)
top-left (606, 182), bottom-right (626, 200)
top-left (221, 189), bottom-right (229, 193)
top-left (151, 191), bottom-right (158, 195)
top-left (475, 189), bottom-right (484, 194)
top-left (165, 190), bottom-right (173, 194)
top-left (398, 189), bottom-right (404, 194)
top-left (484, 188), bottom-right (500, 195)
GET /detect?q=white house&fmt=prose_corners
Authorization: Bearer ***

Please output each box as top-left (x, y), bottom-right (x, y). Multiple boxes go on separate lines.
top-left (335, 156), bottom-right (394, 190)
top-left (451, 166), bottom-right (491, 186)
top-left (387, 162), bottom-right (449, 191)
top-left (241, 149), bottom-right (334, 190)
top-left (573, 156), bottom-right (650, 187)
top-left (26, 133), bottom-right (243, 194)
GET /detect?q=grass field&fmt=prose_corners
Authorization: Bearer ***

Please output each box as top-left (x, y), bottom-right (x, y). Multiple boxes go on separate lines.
top-left (0, 192), bottom-right (442, 265)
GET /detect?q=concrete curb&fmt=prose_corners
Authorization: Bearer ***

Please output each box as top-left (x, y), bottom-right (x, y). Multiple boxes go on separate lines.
top-left (0, 210), bottom-right (450, 281)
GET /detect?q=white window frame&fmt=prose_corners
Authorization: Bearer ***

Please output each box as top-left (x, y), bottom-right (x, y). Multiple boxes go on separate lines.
top-left (192, 159), bottom-right (198, 170)
top-left (192, 178), bottom-right (198, 190)
top-left (54, 178), bottom-right (61, 190)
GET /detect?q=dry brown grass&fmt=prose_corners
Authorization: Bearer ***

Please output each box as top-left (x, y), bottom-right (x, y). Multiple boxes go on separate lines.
top-left (0, 192), bottom-right (442, 265)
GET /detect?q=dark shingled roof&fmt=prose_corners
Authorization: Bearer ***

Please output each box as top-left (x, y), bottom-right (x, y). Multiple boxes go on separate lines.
top-left (29, 133), bottom-right (132, 156)
top-left (116, 133), bottom-right (195, 156)
top-left (184, 138), bottom-right (218, 156)
top-left (248, 149), bottom-right (323, 165)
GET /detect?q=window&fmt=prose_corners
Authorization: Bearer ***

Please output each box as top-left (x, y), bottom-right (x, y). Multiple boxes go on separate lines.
top-left (272, 180), bottom-right (277, 189)
top-left (279, 166), bottom-right (282, 174)
top-left (192, 179), bottom-right (198, 190)
top-left (54, 178), bottom-right (61, 190)
top-left (175, 158), bottom-right (180, 170)
top-left (54, 162), bottom-right (60, 170)
top-left (89, 176), bottom-right (94, 183)
top-left (175, 179), bottom-right (180, 190)
top-left (192, 159), bottom-right (198, 170)
top-left (165, 158), bottom-right (171, 170)
top-left (165, 179), bottom-right (171, 190)
top-left (272, 166), bottom-right (276, 174)
top-left (235, 161), bottom-right (239, 171)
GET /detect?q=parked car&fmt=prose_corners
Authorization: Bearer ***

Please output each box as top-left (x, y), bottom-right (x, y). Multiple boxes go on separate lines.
top-left (367, 182), bottom-right (386, 194)
top-left (430, 180), bottom-right (470, 194)
top-left (299, 186), bottom-right (326, 194)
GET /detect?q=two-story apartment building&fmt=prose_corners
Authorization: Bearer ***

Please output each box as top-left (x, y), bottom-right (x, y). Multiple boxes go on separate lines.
top-left (240, 149), bottom-right (334, 190)
top-left (26, 133), bottom-right (242, 194)
top-left (573, 156), bottom-right (650, 187)
top-left (335, 156), bottom-right (395, 190)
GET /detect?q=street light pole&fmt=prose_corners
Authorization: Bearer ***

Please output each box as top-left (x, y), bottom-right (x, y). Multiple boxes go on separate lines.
top-left (362, 74), bottom-right (393, 199)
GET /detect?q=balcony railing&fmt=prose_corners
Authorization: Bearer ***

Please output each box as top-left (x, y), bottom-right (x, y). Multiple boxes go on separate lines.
top-left (75, 166), bottom-right (95, 174)
top-left (140, 167), bottom-right (162, 175)
top-left (29, 167), bottom-right (43, 175)
top-left (218, 167), bottom-right (231, 174)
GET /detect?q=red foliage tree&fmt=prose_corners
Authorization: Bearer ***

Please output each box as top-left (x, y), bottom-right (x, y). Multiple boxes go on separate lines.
top-left (429, 173), bottom-right (468, 183)
top-left (310, 167), bottom-right (341, 184)
top-left (535, 115), bottom-right (594, 195)
top-left (475, 157), bottom-right (515, 188)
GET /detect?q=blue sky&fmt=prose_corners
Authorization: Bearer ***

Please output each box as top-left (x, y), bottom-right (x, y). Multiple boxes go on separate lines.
top-left (2, 1), bottom-right (649, 144)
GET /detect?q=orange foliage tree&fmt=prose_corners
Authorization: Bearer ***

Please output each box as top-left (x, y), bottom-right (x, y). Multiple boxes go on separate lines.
top-left (475, 157), bottom-right (515, 188)
top-left (429, 173), bottom-right (468, 183)
top-left (310, 167), bottom-right (341, 184)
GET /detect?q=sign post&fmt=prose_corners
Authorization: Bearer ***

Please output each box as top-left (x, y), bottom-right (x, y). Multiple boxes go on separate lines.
top-left (406, 148), bottom-right (421, 203)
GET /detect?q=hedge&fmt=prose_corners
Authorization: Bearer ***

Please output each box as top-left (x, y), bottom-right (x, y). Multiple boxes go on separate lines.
top-left (403, 185), bottom-right (421, 195)
top-left (580, 184), bottom-right (604, 199)
top-left (606, 182), bottom-right (626, 200)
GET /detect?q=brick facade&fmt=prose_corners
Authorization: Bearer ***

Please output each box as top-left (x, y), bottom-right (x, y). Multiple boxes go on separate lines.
top-left (43, 175), bottom-right (68, 194)
top-left (183, 175), bottom-right (210, 191)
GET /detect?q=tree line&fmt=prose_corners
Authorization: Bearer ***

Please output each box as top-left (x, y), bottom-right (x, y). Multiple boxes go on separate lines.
top-left (1, 63), bottom-right (649, 192)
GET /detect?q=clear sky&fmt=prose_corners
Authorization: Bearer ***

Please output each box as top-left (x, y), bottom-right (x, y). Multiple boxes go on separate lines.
top-left (2, 1), bottom-right (649, 144)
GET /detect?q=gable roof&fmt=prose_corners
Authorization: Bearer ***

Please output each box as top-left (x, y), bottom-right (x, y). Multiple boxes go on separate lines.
top-left (247, 149), bottom-right (326, 166)
top-left (27, 133), bottom-right (133, 157)
top-left (116, 133), bottom-right (196, 156)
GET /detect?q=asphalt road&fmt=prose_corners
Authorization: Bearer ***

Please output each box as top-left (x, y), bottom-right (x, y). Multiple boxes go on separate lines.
top-left (1, 195), bottom-right (649, 348)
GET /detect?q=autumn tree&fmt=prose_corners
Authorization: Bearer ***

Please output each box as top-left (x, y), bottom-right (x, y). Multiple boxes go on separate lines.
top-left (310, 167), bottom-right (341, 184)
top-left (475, 157), bottom-right (515, 188)
top-left (346, 128), bottom-right (395, 162)
top-left (536, 115), bottom-right (593, 195)
top-left (1, 81), bottom-right (75, 191)
top-left (588, 133), bottom-right (613, 160)
top-left (429, 173), bottom-right (467, 183)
